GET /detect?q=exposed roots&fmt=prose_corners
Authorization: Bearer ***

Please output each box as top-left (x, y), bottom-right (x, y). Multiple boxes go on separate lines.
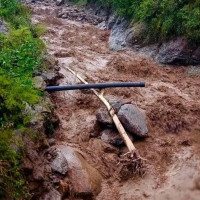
top-left (117, 152), bottom-right (148, 181)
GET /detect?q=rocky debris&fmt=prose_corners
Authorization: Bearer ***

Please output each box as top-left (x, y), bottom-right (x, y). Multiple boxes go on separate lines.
top-left (107, 15), bottom-right (200, 65)
top-left (96, 100), bottom-right (148, 139)
top-left (96, 107), bottom-right (113, 127)
top-left (100, 129), bottom-right (134, 146)
top-left (23, 135), bottom-right (45, 181)
top-left (50, 150), bottom-right (68, 175)
top-left (191, 47), bottom-right (200, 64)
top-left (109, 17), bottom-right (130, 51)
top-left (107, 14), bottom-right (117, 30)
top-left (50, 146), bottom-right (103, 198)
top-left (23, 98), bottom-right (53, 133)
top-left (118, 104), bottom-right (148, 138)
top-left (48, 138), bottom-right (56, 146)
top-left (98, 21), bottom-right (107, 30)
top-left (43, 188), bottom-right (62, 200)
top-left (57, 6), bottom-right (105, 25)
top-left (0, 18), bottom-right (8, 34)
top-left (42, 71), bottom-right (64, 86)
top-left (96, 99), bottom-right (124, 127)
top-left (101, 129), bottom-right (124, 146)
top-left (33, 76), bottom-right (46, 90)
top-left (56, 0), bottom-right (64, 6)
top-left (156, 37), bottom-right (200, 65)
top-left (109, 16), bottom-right (149, 51)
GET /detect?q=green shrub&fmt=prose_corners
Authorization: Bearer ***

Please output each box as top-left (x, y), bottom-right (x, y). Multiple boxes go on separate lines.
top-left (0, 0), bottom-right (31, 29)
top-left (0, 129), bottom-right (28, 199)
top-left (0, 72), bottom-right (41, 128)
top-left (75, 0), bottom-right (200, 43)
top-left (0, 0), bottom-right (46, 199)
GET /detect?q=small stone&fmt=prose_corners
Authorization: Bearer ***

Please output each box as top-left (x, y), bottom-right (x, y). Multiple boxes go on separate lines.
top-left (96, 99), bottom-right (123, 127)
top-left (48, 138), bottom-right (56, 146)
top-left (101, 129), bottom-right (123, 146)
top-left (109, 99), bottom-right (123, 113)
top-left (96, 108), bottom-right (113, 127)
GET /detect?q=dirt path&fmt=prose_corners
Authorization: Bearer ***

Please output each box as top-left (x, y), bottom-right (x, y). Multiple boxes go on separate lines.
top-left (31, 1), bottom-right (200, 199)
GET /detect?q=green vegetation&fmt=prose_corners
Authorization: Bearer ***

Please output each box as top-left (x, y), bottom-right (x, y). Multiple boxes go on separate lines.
top-left (72, 0), bottom-right (200, 43)
top-left (0, 0), bottom-right (45, 199)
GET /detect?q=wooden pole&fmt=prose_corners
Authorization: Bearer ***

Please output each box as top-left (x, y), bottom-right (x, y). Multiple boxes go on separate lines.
top-left (65, 66), bottom-right (137, 155)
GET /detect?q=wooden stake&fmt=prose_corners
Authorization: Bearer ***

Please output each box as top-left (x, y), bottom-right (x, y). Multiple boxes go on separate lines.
top-left (65, 66), bottom-right (137, 155)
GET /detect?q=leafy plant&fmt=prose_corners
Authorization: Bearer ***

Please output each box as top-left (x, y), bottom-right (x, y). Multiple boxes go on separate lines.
top-left (75, 0), bottom-right (200, 43)
top-left (0, 0), bottom-right (46, 199)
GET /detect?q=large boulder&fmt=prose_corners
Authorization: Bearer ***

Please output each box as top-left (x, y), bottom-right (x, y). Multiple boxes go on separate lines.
top-left (109, 16), bottom-right (148, 51)
top-left (53, 146), bottom-right (102, 198)
top-left (118, 104), bottom-right (148, 138)
top-left (156, 37), bottom-right (200, 65)
top-left (109, 17), bottom-right (130, 51)
top-left (107, 15), bottom-right (200, 65)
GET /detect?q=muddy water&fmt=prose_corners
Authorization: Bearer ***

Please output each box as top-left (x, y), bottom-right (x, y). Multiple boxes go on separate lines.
top-left (30, 1), bottom-right (200, 199)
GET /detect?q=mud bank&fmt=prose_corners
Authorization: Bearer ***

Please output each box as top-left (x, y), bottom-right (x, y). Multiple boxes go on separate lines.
top-left (26, 0), bottom-right (200, 199)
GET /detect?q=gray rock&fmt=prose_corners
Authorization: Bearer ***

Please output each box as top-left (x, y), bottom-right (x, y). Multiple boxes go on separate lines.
top-left (107, 14), bottom-right (200, 65)
top-left (96, 107), bottom-right (113, 127)
top-left (191, 47), bottom-right (200, 64)
top-left (0, 18), bottom-right (8, 34)
top-left (101, 129), bottom-right (123, 146)
top-left (109, 15), bottom-right (148, 51)
top-left (126, 22), bottom-right (148, 45)
top-left (96, 99), bottom-right (123, 127)
top-left (53, 146), bottom-right (102, 198)
top-left (98, 21), bottom-right (107, 30)
top-left (138, 44), bottom-right (159, 58)
top-left (42, 72), bottom-right (63, 86)
top-left (43, 188), bottom-right (61, 200)
top-left (51, 151), bottom-right (68, 175)
top-left (156, 37), bottom-right (200, 65)
top-left (109, 99), bottom-right (123, 113)
top-left (107, 14), bottom-right (117, 30)
top-left (118, 104), bottom-right (148, 138)
top-left (109, 17), bottom-right (129, 51)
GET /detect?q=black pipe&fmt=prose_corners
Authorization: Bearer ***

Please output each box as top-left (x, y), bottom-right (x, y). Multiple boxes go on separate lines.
top-left (45, 82), bottom-right (145, 92)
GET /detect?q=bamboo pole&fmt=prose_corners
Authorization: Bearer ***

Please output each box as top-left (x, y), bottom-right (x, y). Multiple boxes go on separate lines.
top-left (65, 66), bottom-right (137, 155)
